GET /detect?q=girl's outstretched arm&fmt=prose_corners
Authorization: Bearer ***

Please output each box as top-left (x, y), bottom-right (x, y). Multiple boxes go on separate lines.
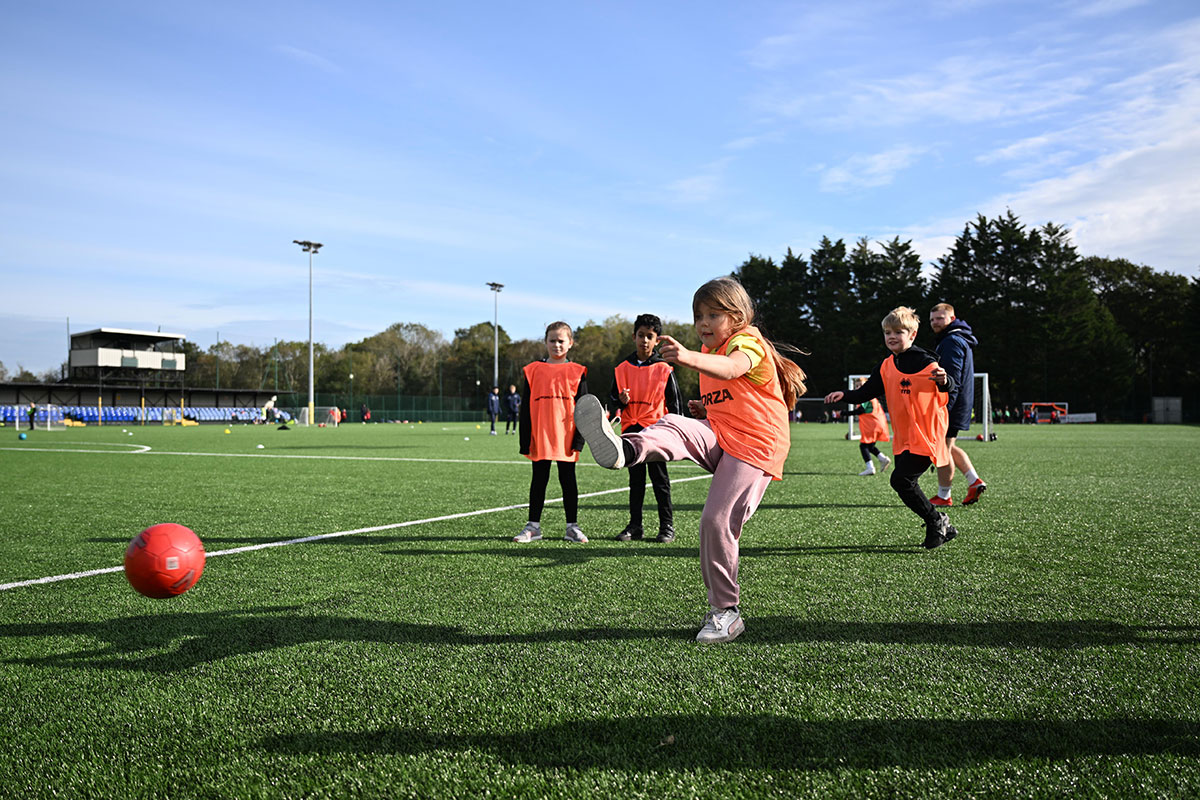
top-left (659, 335), bottom-right (752, 381)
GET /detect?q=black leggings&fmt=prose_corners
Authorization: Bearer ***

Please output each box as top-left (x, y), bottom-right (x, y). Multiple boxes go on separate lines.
top-left (528, 460), bottom-right (578, 523)
top-left (888, 451), bottom-right (938, 524)
top-left (858, 441), bottom-right (881, 462)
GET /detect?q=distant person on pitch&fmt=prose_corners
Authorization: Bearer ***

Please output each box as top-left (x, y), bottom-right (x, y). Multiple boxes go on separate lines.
top-left (487, 386), bottom-right (501, 435)
top-left (504, 384), bottom-right (520, 435)
top-left (824, 307), bottom-right (957, 550)
top-left (842, 377), bottom-right (891, 475)
top-left (607, 313), bottom-right (683, 543)
top-left (929, 303), bottom-right (986, 506)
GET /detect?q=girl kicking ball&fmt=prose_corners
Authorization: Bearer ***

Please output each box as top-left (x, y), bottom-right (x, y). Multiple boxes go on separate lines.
top-left (575, 277), bottom-right (805, 643)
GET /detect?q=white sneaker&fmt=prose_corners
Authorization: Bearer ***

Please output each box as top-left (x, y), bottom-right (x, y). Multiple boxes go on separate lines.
top-left (859, 465), bottom-right (876, 476)
top-left (877, 454), bottom-right (891, 472)
top-left (564, 523), bottom-right (589, 544)
top-left (573, 395), bottom-right (625, 469)
top-left (489, 431), bottom-right (497, 436)
top-left (513, 522), bottom-right (542, 543)
top-left (695, 606), bottom-right (744, 643)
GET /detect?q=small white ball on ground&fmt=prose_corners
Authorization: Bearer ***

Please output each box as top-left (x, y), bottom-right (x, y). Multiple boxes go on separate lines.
top-left (256, 444), bottom-right (265, 449)
top-left (464, 437), bottom-right (470, 441)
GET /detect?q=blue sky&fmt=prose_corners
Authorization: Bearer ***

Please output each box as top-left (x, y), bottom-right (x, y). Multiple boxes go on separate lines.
top-left (3, 0), bottom-right (1198, 374)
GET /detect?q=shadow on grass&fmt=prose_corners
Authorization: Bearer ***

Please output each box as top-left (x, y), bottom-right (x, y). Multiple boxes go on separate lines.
top-left (85, 537), bottom-right (910, 554)
top-left (381, 543), bottom-right (920, 565)
top-left (260, 714), bottom-right (1200, 769)
top-left (583, 502), bottom-right (896, 512)
top-left (4, 609), bottom-right (1197, 673)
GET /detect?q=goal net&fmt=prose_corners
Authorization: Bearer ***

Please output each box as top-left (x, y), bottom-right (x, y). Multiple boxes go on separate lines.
top-left (844, 372), bottom-right (992, 442)
top-left (30, 405), bottom-right (68, 431)
top-left (297, 406), bottom-right (342, 427)
top-left (1021, 402), bottom-right (1068, 423)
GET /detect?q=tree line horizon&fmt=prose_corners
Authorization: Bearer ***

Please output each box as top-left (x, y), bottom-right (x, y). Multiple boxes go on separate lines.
top-left (4, 211), bottom-right (1195, 421)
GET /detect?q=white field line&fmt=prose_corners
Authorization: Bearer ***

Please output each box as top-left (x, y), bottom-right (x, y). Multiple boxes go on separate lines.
top-left (0, 474), bottom-right (714, 593)
top-left (0, 444), bottom-right (703, 469)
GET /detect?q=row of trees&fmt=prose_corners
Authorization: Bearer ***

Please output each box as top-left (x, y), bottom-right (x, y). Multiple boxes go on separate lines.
top-left (166, 318), bottom-right (705, 408)
top-left (733, 211), bottom-right (1196, 419)
top-left (7, 211), bottom-right (1195, 420)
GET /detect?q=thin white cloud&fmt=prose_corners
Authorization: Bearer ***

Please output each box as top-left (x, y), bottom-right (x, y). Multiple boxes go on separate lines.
top-left (723, 131), bottom-right (783, 151)
top-left (663, 158), bottom-right (734, 204)
top-left (1070, 0), bottom-right (1151, 18)
top-left (744, 4), bottom-right (876, 70)
top-left (666, 173), bottom-right (721, 204)
top-left (819, 145), bottom-right (927, 192)
top-left (274, 45), bottom-right (343, 74)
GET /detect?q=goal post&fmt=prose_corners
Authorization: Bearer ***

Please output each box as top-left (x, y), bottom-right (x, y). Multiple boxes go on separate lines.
top-left (843, 372), bottom-right (992, 442)
top-left (845, 374), bottom-right (872, 441)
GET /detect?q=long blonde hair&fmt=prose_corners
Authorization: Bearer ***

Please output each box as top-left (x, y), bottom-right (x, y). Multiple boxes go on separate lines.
top-left (693, 277), bottom-right (807, 406)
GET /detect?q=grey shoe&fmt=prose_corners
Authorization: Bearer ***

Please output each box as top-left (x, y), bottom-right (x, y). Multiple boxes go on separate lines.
top-left (564, 523), bottom-right (589, 544)
top-left (513, 522), bottom-right (542, 543)
top-left (573, 395), bottom-right (625, 469)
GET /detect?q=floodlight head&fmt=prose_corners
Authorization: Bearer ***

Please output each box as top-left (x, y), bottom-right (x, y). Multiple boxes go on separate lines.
top-left (487, 282), bottom-right (504, 292)
top-left (293, 240), bottom-right (323, 254)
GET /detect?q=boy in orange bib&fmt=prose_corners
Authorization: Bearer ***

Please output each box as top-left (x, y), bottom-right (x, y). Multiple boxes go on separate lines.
top-left (576, 278), bottom-right (806, 643)
top-left (608, 313), bottom-right (683, 543)
top-left (825, 307), bottom-right (957, 549)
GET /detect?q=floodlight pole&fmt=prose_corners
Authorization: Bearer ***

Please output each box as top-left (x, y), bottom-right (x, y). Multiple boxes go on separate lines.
top-left (293, 240), bottom-right (323, 426)
top-left (487, 282), bottom-right (503, 390)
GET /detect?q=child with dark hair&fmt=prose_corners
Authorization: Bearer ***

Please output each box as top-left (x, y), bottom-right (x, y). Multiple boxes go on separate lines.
top-left (608, 313), bottom-right (683, 543)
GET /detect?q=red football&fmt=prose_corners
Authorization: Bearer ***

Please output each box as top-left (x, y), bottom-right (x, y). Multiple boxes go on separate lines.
top-left (124, 523), bottom-right (206, 598)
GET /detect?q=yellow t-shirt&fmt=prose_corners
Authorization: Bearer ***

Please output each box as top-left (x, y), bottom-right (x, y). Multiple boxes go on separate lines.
top-left (726, 333), bottom-right (769, 385)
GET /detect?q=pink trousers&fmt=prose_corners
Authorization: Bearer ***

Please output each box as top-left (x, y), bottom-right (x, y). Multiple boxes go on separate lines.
top-left (624, 414), bottom-right (773, 609)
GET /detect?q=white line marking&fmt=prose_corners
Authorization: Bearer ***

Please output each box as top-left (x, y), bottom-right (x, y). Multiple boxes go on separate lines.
top-left (0, 444), bottom-right (153, 455)
top-left (0, 475), bottom-right (714, 592)
top-left (0, 445), bottom-right (702, 468)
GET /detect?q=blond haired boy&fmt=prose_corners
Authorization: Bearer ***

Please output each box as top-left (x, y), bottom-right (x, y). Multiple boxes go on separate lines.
top-left (824, 307), bottom-right (959, 549)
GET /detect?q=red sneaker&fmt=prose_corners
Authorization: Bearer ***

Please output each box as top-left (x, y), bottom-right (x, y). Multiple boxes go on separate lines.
top-left (963, 479), bottom-right (987, 505)
top-left (930, 496), bottom-right (953, 507)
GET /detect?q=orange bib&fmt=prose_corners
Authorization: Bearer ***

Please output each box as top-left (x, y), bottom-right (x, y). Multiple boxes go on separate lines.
top-left (858, 399), bottom-right (891, 444)
top-left (880, 358), bottom-right (948, 465)
top-left (614, 360), bottom-right (672, 432)
top-left (523, 361), bottom-right (587, 462)
top-left (698, 326), bottom-right (790, 479)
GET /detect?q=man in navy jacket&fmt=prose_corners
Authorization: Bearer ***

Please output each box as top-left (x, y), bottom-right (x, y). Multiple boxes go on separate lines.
top-left (930, 303), bottom-right (988, 506)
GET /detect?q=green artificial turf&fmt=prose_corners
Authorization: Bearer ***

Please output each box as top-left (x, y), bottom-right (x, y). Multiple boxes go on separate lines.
top-left (1, 421), bottom-right (1197, 798)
